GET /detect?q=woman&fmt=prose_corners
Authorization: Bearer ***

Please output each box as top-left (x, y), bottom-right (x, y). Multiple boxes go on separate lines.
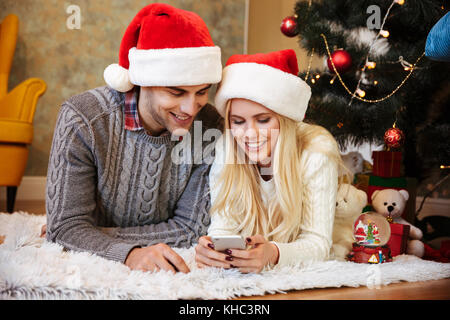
top-left (195, 49), bottom-right (344, 273)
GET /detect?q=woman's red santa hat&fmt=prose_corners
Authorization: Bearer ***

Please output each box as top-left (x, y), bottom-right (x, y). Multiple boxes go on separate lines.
top-left (214, 49), bottom-right (311, 122)
top-left (104, 3), bottom-right (222, 92)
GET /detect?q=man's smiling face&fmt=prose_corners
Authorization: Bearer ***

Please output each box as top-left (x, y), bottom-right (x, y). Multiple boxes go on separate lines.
top-left (138, 84), bottom-right (212, 136)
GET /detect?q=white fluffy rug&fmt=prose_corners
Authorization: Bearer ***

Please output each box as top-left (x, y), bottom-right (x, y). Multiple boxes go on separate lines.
top-left (1, 212), bottom-right (449, 300)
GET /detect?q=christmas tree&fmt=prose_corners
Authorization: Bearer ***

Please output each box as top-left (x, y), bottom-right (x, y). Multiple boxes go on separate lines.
top-left (291, 0), bottom-right (449, 181)
top-left (366, 223), bottom-right (375, 242)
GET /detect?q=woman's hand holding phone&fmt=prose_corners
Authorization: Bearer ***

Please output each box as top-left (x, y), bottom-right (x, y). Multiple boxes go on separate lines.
top-left (195, 236), bottom-right (235, 269)
top-left (194, 235), bottom-right (279, 273)
top-left (228, 235), bottom-right (279, 273)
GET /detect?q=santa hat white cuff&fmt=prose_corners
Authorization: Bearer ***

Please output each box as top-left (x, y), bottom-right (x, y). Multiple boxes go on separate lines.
top-left (215, 62), bottom-right (311, 122)
top-left (104, 46), bottom-right (222, 92)
top-left (128, 46), bottom-right (221, 87)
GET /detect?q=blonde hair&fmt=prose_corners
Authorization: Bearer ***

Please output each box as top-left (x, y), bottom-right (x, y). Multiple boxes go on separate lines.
top-left (210, 101), bottom-right (346, 243)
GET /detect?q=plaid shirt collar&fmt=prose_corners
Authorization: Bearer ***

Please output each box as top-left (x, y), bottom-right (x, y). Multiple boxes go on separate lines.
top-left (124, 87), bottom-right (144, 131)
top-left (124, 87), bottom-right (171, 138)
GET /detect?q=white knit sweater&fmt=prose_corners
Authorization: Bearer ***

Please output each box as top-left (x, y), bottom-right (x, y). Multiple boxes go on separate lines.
top-left (208, 134), bottom-right (338, 267)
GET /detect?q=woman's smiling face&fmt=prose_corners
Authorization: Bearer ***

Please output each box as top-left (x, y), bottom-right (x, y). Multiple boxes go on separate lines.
top-left (229, 98), bottom-right (280, 167)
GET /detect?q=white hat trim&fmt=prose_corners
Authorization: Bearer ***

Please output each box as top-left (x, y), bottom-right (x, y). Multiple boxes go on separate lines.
top-left (128, 46), bottom-right (222, 87)
top-left (215, 62), bottom-right (311, 122)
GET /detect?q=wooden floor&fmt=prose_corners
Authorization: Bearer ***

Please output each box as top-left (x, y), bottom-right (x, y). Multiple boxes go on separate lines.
top-left (2, 200), bottom-right (449, 300)
top-left (238, 278), bottom-right (450, 300)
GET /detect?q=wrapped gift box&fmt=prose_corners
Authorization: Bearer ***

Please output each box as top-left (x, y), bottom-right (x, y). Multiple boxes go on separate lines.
top-left (387, 223), bottom-right (410, 257)
top-left (367, 175), bottom-right (407, 204)
top-left (372, 151), bottom-right (402, 178)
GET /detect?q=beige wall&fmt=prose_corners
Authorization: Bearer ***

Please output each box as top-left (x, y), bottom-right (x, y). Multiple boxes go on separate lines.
top-left (2, 0), bottom-right (322, 177)
top-left (248, 0), bottom-right (323, 71)
top-left (1, 0), bottom-right (246, 176)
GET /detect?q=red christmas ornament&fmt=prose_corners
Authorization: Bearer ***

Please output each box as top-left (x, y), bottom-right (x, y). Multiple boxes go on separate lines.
top-left (327, 49), bottom-right (352, 74)
top-left (280, 16), bottom-right (298, 37)
top-left (384, 126), bottom-right (404, 149)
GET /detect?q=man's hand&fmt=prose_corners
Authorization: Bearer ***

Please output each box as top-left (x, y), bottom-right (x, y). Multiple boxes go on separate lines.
top-left (125, 243), bottom-right (190, 273)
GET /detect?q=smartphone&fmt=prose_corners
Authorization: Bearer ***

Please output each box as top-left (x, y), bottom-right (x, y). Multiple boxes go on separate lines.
top-left (211, 235), bottom-right (247, 251)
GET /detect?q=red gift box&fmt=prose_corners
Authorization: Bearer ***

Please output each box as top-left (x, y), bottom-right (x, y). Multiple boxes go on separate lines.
top-left (367, 175), bottom-right (407, 204)
top-left (372, 151), bottom-right (402, 178)
top-left (387, 223), bottom-right (410, 257)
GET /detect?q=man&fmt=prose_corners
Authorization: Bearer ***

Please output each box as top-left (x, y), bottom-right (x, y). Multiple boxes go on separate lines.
top-left (45, 3), bottom-right (223, 273)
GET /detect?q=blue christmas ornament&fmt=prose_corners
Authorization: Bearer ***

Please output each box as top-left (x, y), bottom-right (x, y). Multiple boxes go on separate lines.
top-left (425, 12), bottom-right (450, 62)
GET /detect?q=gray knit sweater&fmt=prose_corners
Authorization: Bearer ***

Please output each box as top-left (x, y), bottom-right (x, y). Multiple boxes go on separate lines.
top-left (45, 86), bottom-right (222, 263)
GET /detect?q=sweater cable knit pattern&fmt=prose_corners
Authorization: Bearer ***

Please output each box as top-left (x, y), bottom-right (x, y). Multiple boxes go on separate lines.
top-left (46, 86), bottom-right (216, 263)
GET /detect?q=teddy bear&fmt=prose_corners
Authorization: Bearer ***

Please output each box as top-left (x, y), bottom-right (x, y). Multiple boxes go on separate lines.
top-left (331, 183), bottom-right (368, 260)
top-left (371, 188), bottom-right (425, 257)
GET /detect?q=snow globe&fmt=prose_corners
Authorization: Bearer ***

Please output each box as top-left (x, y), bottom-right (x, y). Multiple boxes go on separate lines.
top-left (347, 212), bottom-right (393, 264)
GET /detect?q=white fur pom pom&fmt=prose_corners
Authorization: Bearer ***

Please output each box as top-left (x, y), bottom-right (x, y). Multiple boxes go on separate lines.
top-left (103, 63), bottom-right (134, 92)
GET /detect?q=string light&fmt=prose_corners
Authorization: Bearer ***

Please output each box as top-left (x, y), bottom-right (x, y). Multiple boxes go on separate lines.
top-left (320, 33), bottom-right (425, 103)
top-left (356, 88), bottom-right (366, 97)
top-left (315, 74), bottom-right (321, 79)
top-left (380, 30), bottom-right (390, 38)
top-left (395, 0), bottom-right (405, 5)
top-left (348, 0), bottom-right (397, 106)
top-left (373, 80), bottom-right (378, 85)
top-left (441, 165), bottom-right (450, 169)
top-left (329, 75), bottom-right (337, 84)
top-left (311, 78), bottom-right (316, 84)
top-left (304, 48), bottom-right (314, 81)
top-left (366, 61), bottom-right (377, 69)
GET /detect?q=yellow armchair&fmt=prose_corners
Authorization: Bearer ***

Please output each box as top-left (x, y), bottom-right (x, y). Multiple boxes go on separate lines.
top-left (0, 14), bottom-right (46, 212)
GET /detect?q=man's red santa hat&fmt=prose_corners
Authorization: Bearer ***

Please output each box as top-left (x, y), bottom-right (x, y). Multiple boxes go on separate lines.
top-left (104, 3), bottom-right (222, 92)
top-left (214, 49), bottom-right (311, 122)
